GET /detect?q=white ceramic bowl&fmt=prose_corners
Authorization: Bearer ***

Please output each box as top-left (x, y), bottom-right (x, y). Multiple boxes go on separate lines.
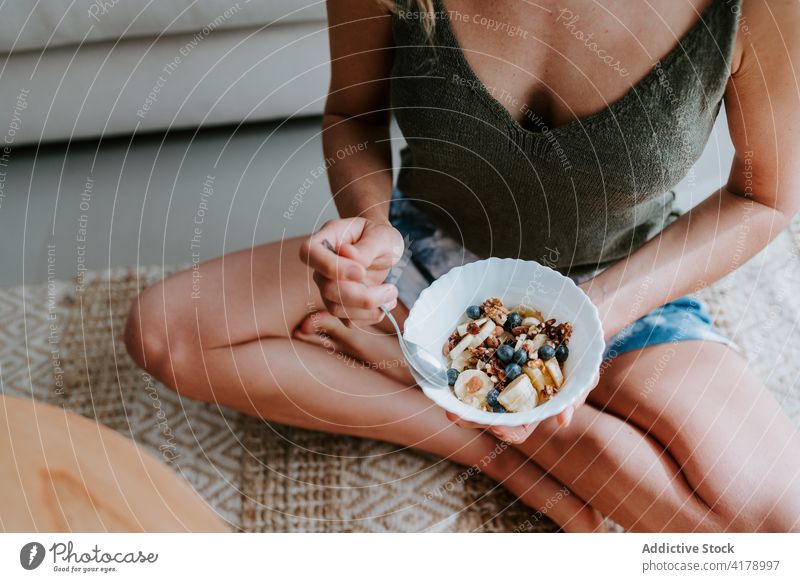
top-left (403, 258), bottom-right (605, 426)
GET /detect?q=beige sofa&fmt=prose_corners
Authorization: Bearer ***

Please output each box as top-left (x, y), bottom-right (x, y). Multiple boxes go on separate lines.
top-left (0, 0), bottom-right (329, 146)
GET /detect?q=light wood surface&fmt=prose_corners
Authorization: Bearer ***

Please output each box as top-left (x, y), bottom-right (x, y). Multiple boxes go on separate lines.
top-left (0, 395), bottom-right (229, 532)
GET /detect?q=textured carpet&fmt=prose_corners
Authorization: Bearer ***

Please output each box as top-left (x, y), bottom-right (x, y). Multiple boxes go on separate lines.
top-left (1, 217), bottom-right (798, 532)
top-left (0, 267), bottom-right (538, 532)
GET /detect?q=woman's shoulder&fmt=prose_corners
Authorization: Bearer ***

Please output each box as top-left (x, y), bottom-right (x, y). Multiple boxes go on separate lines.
top-left (733, 0), bottom-right (800, 76)
top-left (326, 0), bottom-right (394, 26)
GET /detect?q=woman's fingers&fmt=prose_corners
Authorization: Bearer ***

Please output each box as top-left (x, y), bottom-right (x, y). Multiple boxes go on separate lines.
top-left (302, 219), bottom-right (406, 326)
top-left (315, 272), bottom-right (398, 323)
top-left (301, 236), bottom-right (365, 282)
top-left (340, 223), bottom-right (404, 271)
top-left (490, 423), bottom-right (537, 443)
top-left (559, 368), bottom-right (600, 426)
top-left (300, 219), bottom-right (372, 281)
top-left (556, 406), bottom-right (574, 428)
top-left (555, 369), bottom-right (600, 427)
top-left (314, 272), bottom-right (397, 309)
top-left (323, 299), bottom-right (398, 326)
top-left (446, 412), bottom-right (538, 444)
top-left (445, 411), bottom-right (485, 429)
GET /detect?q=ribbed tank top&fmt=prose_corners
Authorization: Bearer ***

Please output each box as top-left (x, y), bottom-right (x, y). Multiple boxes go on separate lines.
top-left (390, 0), bottom-right (741, 275)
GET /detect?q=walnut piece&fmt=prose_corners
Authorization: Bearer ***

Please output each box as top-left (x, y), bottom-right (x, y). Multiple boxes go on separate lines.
top-left (473, 346), bottom-right (495, 362)
top-left (543, 319), bottom-right (573, 344)
top-left (447, 331), bottom-right (460, 349)
top-left (539, 384), bottom-right (556, 401)
top-left (481, 297), bottom-right (509, 325)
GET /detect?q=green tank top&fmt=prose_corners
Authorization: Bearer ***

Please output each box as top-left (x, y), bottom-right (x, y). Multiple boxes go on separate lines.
top-left (390, 0), bottom-right (741, 275)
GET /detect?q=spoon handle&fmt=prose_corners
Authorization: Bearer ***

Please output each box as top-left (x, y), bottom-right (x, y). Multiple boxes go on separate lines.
top-left (378, 305), bottom-right (405, 346)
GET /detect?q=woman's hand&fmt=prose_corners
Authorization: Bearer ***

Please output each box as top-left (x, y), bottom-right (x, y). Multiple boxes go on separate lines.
top-left (447, 362), bottom-right (601, 443)
top-left (300, 217), bottom-right (405, 326)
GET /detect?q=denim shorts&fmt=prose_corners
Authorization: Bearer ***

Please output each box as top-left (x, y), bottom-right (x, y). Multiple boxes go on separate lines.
top-left (387, 189), bottom-right (737, 360)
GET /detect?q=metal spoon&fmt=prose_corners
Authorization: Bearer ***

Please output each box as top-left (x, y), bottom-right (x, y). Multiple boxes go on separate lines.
top-left (321, 239), bottom-right (449, 388)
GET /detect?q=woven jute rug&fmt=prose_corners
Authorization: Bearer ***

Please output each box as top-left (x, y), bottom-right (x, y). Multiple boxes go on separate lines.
top-left (0, 267), bottom-right (245, 529)
top-left (0, 267), bottom-right (538, 532)
top-left (1, 216), bottom-right (798, 532)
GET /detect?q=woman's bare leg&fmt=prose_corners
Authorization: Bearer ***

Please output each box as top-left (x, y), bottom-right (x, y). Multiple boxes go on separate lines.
top-left (289, 287), bottom-right (800, 531)
top-left (289, 318), bottom-right (719, 531)
top-left (124, 237), bottom-right (601, 531)
top-left (513, 342), bottom-right (800, 532)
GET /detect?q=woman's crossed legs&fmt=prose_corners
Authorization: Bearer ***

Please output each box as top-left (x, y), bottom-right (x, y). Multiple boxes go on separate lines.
top-left (125, 237), bottom-right (800, 532)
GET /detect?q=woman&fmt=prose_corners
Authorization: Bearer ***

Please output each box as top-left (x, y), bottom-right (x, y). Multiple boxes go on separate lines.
top-left (125, 0), bottom-right (800, 532)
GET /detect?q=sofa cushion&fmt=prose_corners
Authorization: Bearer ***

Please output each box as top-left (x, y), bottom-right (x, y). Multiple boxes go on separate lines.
top-left (0, 22), bottom-right (330, 145)
top-left (0, 0), bottom-right (326, 53)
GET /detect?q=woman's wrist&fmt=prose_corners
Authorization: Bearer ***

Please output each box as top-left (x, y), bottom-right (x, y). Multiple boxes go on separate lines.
top-left (334, 188), bottom-right (393, 226)
top-left (360, 206), bottom-right (392, 226)
top-left (579, 277), bottom-right (623, 339)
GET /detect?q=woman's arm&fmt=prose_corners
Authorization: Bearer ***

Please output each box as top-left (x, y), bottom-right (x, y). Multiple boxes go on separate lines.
top-left (322, 1), bottom-right (395, 224)
top-left (582, 0), bottom-right (800, 337)
top-left (300, 2), bottom-right (404, 326)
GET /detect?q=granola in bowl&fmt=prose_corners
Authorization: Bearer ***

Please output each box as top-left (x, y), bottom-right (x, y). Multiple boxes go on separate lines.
top-left (444, 297), bottom-right (572, 413)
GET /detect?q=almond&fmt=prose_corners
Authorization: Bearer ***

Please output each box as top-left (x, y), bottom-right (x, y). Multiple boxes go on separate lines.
top-left (466, 376), bottom-right (483, 393)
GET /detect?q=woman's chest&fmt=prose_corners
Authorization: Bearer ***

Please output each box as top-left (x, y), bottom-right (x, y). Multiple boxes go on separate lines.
top-left (439, 0), bottom-right (715, 131)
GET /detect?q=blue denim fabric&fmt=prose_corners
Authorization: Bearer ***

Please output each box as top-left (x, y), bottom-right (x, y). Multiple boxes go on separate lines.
top-left (388, 189), bottom-right (737, 360)
top-left (602, 296), bottom-right (737, 359)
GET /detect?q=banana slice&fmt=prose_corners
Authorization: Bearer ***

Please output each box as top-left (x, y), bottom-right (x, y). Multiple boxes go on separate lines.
top-left (516, 304), bottom-right (545, 321)
top-left (454, 369), bottom-right (493, 408)
top-left (470, 319), bottom-right (498, 348)
top-left (521, 316), bottom-right (541, 327)
top-left (523, 365), bottom-right (548, 392)
top-left (498, 374), bottom-right (538, 412)
top-left (515, 304), bottom-right (537, 317)
top-left (527, 333), bottom-right (548, 352)
top-left (448, 334), bottom-right (474, 361)
top-left (450, 354), bottom-right (471, 372)
top-left (544, 358), bottom-right (564, 388)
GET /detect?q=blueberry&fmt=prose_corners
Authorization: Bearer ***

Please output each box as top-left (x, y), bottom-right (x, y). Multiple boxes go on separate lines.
top-left (505, 363), bottom-right (522, 381)
top-left (496, 344), bottom-right (515, 363)
top-left (555, 344), bottom-right (569, 363)
top-left (447, 368), bottom-right (459, 386)
top-left (512, 349), bottom-right (528, 365)
top-left (504, 312), bottom-right (522, 330)
top-left (466, 305), bottom-right (482, 319)
top-left (492, 404), bottom-right (507, 414)
top-left (486, 389), bottom-right (500, 407)
top-left (538, 344), bottom-right (556, 361)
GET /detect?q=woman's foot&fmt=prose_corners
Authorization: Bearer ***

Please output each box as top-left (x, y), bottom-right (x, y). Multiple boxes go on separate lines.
top-left (293, 310), bottom-right (414, 385)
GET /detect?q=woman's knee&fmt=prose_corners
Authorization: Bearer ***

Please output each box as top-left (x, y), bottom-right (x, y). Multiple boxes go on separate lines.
top-left (124, 279), bottom-right (201, 396)
top-left (708, 484), bottom-right (800, 532)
